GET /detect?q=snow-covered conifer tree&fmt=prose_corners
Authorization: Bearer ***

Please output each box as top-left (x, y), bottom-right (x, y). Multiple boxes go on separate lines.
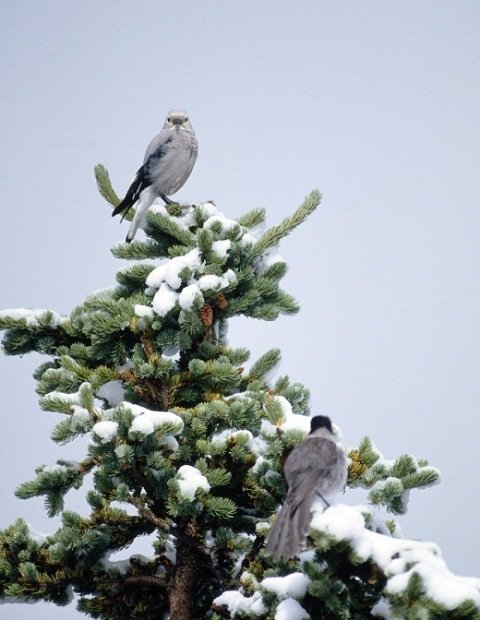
top-left (0, 168), bottom-right (479, 619)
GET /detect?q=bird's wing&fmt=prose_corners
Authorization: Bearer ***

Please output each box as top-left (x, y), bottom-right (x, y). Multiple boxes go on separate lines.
top-left (112, 130), bottom-right (174, 219)
top-left (111, 165), bottom-right (148, 219)
top-left (284, 437), bottom-right (339, 505)
top-left (143, 130), bottom-right (174, 164)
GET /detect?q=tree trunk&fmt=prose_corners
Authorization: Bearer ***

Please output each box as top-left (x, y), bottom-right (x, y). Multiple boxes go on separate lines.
top-left (169, 535), bottom-right (203, 620)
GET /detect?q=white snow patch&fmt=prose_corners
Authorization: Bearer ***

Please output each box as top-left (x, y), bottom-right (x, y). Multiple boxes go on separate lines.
top-left (152, 283), bottom-right (178, 317)
top-left (198, 201), bottom-right (218, 217)
top-left (70, 405), bottom-right (90, 429)
top-left (159, 434), bottom-right (180, 452)
top-left (260, 418), bottom-right (277, 437)
top-left (240, 232), bottom-right (257, 245)
top-left (149, 203), bottom-right (197, 230)
top-left (197, 274), bottom-right (225, 291)
top-left (42, 389), bottom-right (81, 404)
top-left (146, 248), bottom-right (202, 290)
top-left (134, 304), bottom-right (154, 318)
top-left (309, 504), bottom-right (480, 609)
top-left (101, 552), bottom-right (154, 575)
top-left (196, 270), bottom-right (235, 291)
top-left (92, 421), bottom-right (118, 443)
top-left (275, 598), bottom-right (309, 620)
top-left (213, 590), bottom-right (266, 616)
top-left (247, 435), bottom-right (268, 455)
top-left (0, 307), bottom-right (66, 327)
top-left (211, 428), bottom-right (253, 446)
top-left (204, 214), bottom-right (239, 234)
top-left (272, 396), bottom-right (311, 434)
top-left (371, 599), bottom-right (392, 618)
top-left (179, 284), bottom-right (203, 310)
top-left (176, 465), bottom-right (210, 500)
top-left (212, 239), bottom-right (232, 258)
top-left (128, 408), bottom-right (184, 437)
top-left (261, 572), bottom-right (310, 599)
top-left (255, 250), bottom-right (285, 275)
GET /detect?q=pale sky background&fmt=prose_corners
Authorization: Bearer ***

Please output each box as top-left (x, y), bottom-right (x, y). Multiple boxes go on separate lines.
top-left (1, 2), bottom-right (479, 617)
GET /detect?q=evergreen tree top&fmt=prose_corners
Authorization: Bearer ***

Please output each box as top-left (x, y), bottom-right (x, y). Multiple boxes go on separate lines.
top-left (0, 171), bottom-right (478, 619)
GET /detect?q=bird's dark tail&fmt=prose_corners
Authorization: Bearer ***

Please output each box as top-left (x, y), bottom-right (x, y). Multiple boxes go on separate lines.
top-left (112, 166), bottom-right (147, 221)
top-left (265, 496), bottom-right (312, 561)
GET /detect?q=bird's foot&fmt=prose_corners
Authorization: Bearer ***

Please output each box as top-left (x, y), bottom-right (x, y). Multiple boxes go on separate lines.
top-left (316, 492), bottom-right (330, 509)
top-left (161, 194), bottom-right (174, 205)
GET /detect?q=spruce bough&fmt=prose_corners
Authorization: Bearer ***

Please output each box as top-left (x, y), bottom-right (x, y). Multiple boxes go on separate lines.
top-left (0, 170), bottom-right (478, 619)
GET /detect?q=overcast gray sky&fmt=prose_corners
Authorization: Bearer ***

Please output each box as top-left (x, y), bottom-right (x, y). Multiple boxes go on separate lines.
top-left (1, 2), bottom-right (479, 617)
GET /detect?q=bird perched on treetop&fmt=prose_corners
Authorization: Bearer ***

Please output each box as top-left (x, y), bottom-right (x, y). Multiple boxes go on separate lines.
top-left (112, 109), bottom-right (198, 243)
top-left (265, 415), bottom-right (347, 561)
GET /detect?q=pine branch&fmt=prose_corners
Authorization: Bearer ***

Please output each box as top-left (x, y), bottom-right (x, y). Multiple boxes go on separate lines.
top-left (248, 189), bottom-right (321, 259)
top-left (111, 240), bottom-right (170, 260)
top-left (146, 211), bottom-right (196, 247)
top-left (94, 163), bottom-right (121, 207)
top-left (236, 208), bottom-right (266, 229)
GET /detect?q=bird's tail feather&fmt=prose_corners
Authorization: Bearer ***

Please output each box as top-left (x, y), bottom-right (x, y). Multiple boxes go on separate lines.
top-left (125, 186), bottom-right (156, 243)
top-left (112, 167), bottom-right (146, 220)
top-left (265, 497), bottom-right (311, 561)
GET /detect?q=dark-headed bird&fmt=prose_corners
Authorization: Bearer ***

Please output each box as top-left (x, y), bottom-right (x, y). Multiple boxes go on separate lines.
top-left (265, 415), bottom-right (347, 561)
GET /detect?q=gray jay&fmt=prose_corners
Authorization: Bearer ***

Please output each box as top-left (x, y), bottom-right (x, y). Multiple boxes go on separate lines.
top-left (265, 415), bottom-right (347, 561)
top-left (112, 109), bottom-right (198, 243)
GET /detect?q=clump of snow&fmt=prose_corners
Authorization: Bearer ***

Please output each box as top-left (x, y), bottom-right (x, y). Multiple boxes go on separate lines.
top-left (371, 599), bottom-right (391, 618)
top-left (0, 307), bottom-right (66, 327)
top-left (197, 269), bottom-right (236, 291)
top-left (213, 591), bottom-right (267, 617)
top-left (42, 389), bottom-right (82, 404)
top-left (152, 282), bottom-right (178, 317)
top-left (198, 201), bottom-right (218, 217)
top-left (126, 405), bottom-right (184, 437)
top-left (146, 248), bottom-right (202, 290)
top-left (159, 435), bottom-right (180, 452)
top-left (178, 283), bottom-right (203, 310)
top-left (204, 214), bottom-right (239, 234)
top-left (211, 428), bottom-right (253, 446)
top-left (70, 405), bottom-right (90, 429)
top-left (134, 304), bottom-right (154, 319)
top-left (149, 203), bottom-right (197, 230)
top-left (92, 420), bottom-right (118, 443)
top-left (240, 232), bottom-right (257, 245)
top-left (176, 465), bottom-right (210, 500)
top-left (261, 572), bottom-right (310, 599)
top-left (255, 250), bottom-right (285, 275)
top-left (40, 463), bottom-right (70, 474)
top-left (101, 551), bottom-right (156, 575)
top-left (309, 504), bottom-right (480, 610)
top-left (211, 428), bottom-right (268, 458)
top-left (197, 274), bottom-right (225, 291)
top-left (260, 419), bottom-right (277, 437)
top-left (271, 395), bottom-right (311, 434)
top-left (212, 239), bottom-right (232, 257)
top-left (274, 598), bottom-right (309, 620)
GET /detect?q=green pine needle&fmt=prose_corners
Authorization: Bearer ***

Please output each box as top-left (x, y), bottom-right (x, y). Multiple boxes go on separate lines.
top-left (249, 189), bottom-right (321, 259)
top-left (94, 164), bottom-right (120, 207)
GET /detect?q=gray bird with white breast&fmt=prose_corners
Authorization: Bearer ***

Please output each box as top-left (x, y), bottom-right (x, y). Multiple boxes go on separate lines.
top-left (112, 109), bottom-right (198, 243)
top-left (265, 415), bottom-right (348, 561)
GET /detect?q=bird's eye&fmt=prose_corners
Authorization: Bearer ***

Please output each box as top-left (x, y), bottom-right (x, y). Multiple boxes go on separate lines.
top-left (167, 117), bottom-right (171, 122)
